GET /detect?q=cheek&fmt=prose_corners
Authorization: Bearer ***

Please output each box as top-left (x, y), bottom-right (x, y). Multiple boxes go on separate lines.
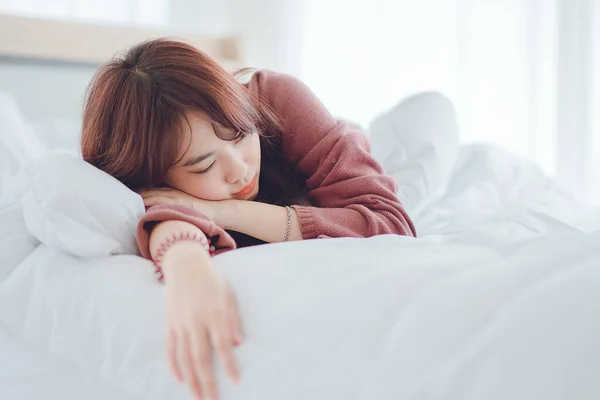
top-left (249, 134), bottom-right (261, 165)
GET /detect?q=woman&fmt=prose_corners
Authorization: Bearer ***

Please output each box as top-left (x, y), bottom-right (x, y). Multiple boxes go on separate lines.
top-left (81, 38), bottom-right (415, 400)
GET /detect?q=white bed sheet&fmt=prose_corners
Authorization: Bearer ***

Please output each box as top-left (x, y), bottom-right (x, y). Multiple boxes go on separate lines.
top-left (0, 324), bottom-right (131, 400)
top-left (1, 224), bottom-right (599, 400)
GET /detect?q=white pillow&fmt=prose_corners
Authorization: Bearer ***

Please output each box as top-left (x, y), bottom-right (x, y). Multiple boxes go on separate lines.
top-left (20, 154), bottom-right (145, 258)
top-left (0, 173), bottom-right (39, 282)
top-left (0, 93), bottom-right (46, 174)
top-left (0, 142), bottom-right (19, 193)
top-left (368, 91), bottom-right (460, 214)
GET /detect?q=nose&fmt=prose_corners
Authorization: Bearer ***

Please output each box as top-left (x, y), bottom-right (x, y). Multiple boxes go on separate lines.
top-left (224, 150), bottom-right (248, 184)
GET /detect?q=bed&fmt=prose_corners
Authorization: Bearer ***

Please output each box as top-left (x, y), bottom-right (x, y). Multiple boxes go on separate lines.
top-left (2, 18), bottom-right (600, 400)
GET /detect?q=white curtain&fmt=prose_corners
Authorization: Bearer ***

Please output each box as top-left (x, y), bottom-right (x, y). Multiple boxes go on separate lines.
top-left (301, 0), bottom-right (599, 205)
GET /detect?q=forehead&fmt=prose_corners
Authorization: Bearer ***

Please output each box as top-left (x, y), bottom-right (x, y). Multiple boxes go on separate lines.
top-left (175, 112), bottom-right (219, 162)
top-left (181, 111), bottom-right (215, 139)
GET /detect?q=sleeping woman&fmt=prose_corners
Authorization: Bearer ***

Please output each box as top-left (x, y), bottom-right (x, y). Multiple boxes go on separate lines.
top-left (81, 38), bottom-right (415, 400)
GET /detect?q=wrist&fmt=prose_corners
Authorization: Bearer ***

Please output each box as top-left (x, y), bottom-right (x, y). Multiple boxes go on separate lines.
top-left (216, 199), bottom-right (239, 230)
top-left (161, 241), bottom-right (212, 280)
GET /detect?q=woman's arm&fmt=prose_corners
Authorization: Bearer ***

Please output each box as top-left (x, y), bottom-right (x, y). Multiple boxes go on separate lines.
top-left (250, 70), bottom-right (417, 238)
top-left (148, 220), bottom-right (244, 400)
top-left (147, 219), bottom-right (212, 282)
top-left (218, 200), bottom-right (302, 243)
top-left (148, 220), bottom-right (209, 264)
top-left (136, 204), bottom-right (237, 262)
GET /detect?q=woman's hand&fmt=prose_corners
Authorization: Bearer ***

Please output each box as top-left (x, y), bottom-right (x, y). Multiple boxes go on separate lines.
top-left (162, 242), bottom-right (244, 400)
top-left (139, 188), bottom-right (226, 224)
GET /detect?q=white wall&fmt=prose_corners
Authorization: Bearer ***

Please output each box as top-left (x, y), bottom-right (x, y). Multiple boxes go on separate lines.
top-left (0, 59), bottom-right (96, 152)
top-left (169, 0), bottom-right (230, 35)
top-left (0, 60), bottom-right (94, 124)
top-left (166, 0), bottom-right (304, 74)
top-left (227, 0), bottom-right (304, 76)
top-left (171, 0), bottom-right (305, 74)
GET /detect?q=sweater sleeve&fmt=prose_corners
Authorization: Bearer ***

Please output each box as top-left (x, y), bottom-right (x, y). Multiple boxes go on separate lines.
top-left (250, 70), bottom-right (416, 239)
top-left (136, 204), bottom-right (237, 260)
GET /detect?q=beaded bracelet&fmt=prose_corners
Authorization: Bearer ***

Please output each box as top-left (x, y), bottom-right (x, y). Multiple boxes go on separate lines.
top-left (283, 206), bottom-right (292, 242)
top-left (153, 232), bottom-right (213, 282)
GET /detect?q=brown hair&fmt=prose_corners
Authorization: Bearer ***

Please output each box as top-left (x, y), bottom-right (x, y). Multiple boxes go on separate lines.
top-left (81, 38), bottom-right (305, 205)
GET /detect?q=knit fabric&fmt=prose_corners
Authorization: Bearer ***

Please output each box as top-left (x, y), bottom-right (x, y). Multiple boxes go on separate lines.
top-left (136, 70), bottom-right (416, 260)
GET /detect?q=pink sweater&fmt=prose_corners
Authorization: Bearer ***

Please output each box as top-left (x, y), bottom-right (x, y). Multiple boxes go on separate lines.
top-left (136, 70), bottom-right (416, 259)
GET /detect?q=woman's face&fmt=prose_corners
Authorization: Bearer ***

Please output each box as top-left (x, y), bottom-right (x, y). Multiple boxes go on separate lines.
top-left (166, 112), bottom-right (261, 201)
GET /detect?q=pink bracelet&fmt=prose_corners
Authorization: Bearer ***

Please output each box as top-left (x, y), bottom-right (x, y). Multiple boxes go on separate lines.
top-left (153, 232), bottom-right (213, 282)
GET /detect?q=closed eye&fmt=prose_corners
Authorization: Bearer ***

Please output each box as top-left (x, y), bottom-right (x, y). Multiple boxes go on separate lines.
top-left (193, 160), bottom-right (216, 174)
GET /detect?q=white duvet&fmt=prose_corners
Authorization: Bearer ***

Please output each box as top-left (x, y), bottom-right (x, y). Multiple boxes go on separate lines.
top-left (1, 92), bottom-right (600, 399)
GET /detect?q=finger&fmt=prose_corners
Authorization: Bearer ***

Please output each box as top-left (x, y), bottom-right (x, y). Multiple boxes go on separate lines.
top-left (142, 197), bottom-right (159, 208)
top-left (191, 329), bottom-right (218, 400)
top-left (140, 189), bottom-right (172, 198)
top-left (152, 187), bottom-right (181, 196)
top-left (180, 331), bottom-right (204, 400)
top-left (138, 189), bottom-right (158, 198)
top-left (167, 327), bottom-right (183, 382)
top-left (210, 313), bottom-right (240, 384)
top-left (143, 196), bottom-right (172, 207)
top-left (227, 292), bottom-right (244, 345)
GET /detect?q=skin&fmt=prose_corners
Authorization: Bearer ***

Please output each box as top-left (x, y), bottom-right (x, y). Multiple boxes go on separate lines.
top-left (165, 112), bottom-right (262, 202)
top-left (139, 111), bottom-right (303, 400)
top-left (139, 111), bottom-right (302, 242)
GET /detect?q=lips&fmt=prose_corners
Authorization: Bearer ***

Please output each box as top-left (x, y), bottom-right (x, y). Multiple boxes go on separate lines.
top-left (233, 175), bottom-right (258, 198)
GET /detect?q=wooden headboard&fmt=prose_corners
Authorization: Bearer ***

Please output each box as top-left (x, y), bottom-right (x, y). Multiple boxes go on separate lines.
top-left (0, 14), bottom-right (242, 67)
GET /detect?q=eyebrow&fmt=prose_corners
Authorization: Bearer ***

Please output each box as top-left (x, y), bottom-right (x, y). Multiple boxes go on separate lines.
top-left (181, 152), bottom-right (216, 167)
